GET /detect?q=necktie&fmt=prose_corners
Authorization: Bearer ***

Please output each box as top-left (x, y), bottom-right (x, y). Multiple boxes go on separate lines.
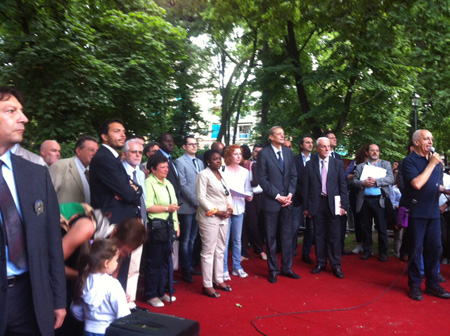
top-left (84, 169), bottom-right (90, 182)
top-left (133, 170), bottom-right (147, 226)
top-left (321, 159), bottom-right (327, 195)
top-left (277, 151), bottom-right (284, 173)
top-left (193, 158), bottom-right (199, 173)
top-left (0, 160), bottom-right (27, 269)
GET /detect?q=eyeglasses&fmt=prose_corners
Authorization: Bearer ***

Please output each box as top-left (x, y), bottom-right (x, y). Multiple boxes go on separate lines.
top-left (186, 143), bottom-right (199, 147)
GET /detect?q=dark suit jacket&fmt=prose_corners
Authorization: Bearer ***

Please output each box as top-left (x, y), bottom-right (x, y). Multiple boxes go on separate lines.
top-left (303, 156), bottom-right (349, 216)
top-left (90, 145), bottom-right (142, 224)
top-left (257, 145), bottom-right (297, 211)
top-left (159, 150), bottom-right (180, 197)
top-left (0, 154), bottom-right (66, 336)
top-left (292, 154), bottom-right (309, 206)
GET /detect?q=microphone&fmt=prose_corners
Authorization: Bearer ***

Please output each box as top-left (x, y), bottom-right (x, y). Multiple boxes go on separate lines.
top-left (430, 146), bottom-right (435, 154)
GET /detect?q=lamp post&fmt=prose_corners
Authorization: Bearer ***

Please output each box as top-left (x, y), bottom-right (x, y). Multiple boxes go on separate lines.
top-left (411, 92), bottom-right (420, 131)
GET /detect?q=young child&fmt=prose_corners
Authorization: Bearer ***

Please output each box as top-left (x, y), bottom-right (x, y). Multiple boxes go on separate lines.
top-left (71, 239), bottom-right (131, 336)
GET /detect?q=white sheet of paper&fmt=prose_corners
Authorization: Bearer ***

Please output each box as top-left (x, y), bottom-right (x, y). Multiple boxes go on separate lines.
top-left (230, 188), bottom-right (252, 198)
top-left (334, 195), bottom-right (341, 215)
top-left (359, 165), bottom-right (386, 181)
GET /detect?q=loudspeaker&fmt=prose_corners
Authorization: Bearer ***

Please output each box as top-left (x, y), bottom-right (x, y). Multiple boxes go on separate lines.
top-left (105, 311), bottom-right (199, 336)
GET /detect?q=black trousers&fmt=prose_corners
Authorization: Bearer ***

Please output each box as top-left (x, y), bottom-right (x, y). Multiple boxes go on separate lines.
top-left (263, 207), bottom-right (293, 275)
top-left (360, 196), bottom-right (389, 256)
top-left (312, 197), bottom-right (342, 268)
top-left (5, 273), bottom-right (41, 336)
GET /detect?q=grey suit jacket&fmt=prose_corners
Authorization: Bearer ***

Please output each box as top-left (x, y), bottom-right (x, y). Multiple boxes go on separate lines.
top-left (352, 159), bottom-right (394, 213)
top-left (49, 157), bottom-right (86, 204)
top-left (13, 144), bottom-right (46, 167)
top-left (257, 145), bottom-right (297, 211)
top-left (175, 154), bottom-right (204, 215)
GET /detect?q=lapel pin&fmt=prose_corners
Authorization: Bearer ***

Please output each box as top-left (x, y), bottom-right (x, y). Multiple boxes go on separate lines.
top-left (34, 200), bottom-right (44, 215)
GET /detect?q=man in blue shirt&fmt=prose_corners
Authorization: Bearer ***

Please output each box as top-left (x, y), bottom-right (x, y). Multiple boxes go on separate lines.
top-left (401, 129), bottom-right (450, 301)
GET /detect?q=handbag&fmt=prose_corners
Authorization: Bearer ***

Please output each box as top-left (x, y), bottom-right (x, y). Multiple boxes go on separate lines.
top-left (148, 185), bottom-right (177, 244)
top-left (396, 206), bottom-right (409, 229)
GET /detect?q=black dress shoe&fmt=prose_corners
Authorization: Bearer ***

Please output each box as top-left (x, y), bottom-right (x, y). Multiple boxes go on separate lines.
top-left (302, 254), bottom-right (314, 264)
top-left (379, 254), bottom-right (388, 262)
top-left (360, 251), bottom-right (373, 260)
top-left (182, 273), bottom-right (194, 283)
top-left (332, 267), bottom-right (344, 279)
top-left (409, 285), bottom-right (423, 301)
top-left (268, 274), bottom-right (277, 283)
top-left (311, 265), bottom-right (325, 274)
top-left (342, 250), bottom-right (353, 256)
top-left (281, 270), bottom-right (301, 279)
top-left (130, 306), bottom-right (150, 313)
top-left (190, 268), bottom-right (202, 276)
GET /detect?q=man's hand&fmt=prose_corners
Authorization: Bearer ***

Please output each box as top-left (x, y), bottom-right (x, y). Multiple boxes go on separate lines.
top-left (339, 208), bottom-right (346, 216)
top-left (54, 308), bottom-right (66, 329)
top-left (362, 177), bottom-right (376, 188)
top-left (429, 152), bottom-right (441, 167)
top-left (303, 210), bottom-right (310, 218)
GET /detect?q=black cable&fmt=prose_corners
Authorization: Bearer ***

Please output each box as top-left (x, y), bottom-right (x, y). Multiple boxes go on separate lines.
top-left (250, 263), bottom-right (408, 336)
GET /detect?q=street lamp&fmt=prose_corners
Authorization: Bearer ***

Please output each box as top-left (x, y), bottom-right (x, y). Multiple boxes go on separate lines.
top-left (411, 92), bottom-right (420, 131)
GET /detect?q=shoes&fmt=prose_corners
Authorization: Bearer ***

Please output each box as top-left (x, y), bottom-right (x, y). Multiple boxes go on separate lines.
top-left (333, 267), bottom-right (344, 279)
top-left (342, 249), bottom-right (353, 256)
top-left (232, 268), bottom-right (248, 278)
top-left (159, 294), bottom-right (176, 303)
top-left (213, 282), bottom-right (232, 292)
top-left (190, 268), bottom-right (202, 276)
top-left (241, 256), bottom-right (249, 261)
top-left (400, 255), bottom-right (408, 262)
top-left (223, 271), bottom-right (231, 282)
top-left (182, 273), bottom-right (194, 283)
top-left (202, 287), bottom-right (220, 298)
top-left (130, 306), bottom-right (149, 313)
top-left (302, 254), bottom-right (314, 264)
top-left (352, 245), bottom-right (363, 254)
top-left (379, 254), bottom-right (388, 262)
top-left (280, 270), bottom-right (301, 279)
top-left (360, 251), bottom-right (373, 260)
top-left (409, 285), bottom-right (423, 301)
top-left (311, 265), bottom-right (325, 274)
top-left (439, 273), bottom-right (447, 283)
top-left (260, 252), bottom-right (268, 260)
top-left (424, 285), bottom-right (450, 299)
top-left (268, 274), bottom-right (277, 283)
top-left (442, 258), bottom-right (449, 265)
top-left (147, 297), bottom-right (164, 308)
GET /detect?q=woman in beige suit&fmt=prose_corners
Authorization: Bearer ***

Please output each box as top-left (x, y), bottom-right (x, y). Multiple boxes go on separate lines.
top-left (196, 150), bottom-right (233, 298)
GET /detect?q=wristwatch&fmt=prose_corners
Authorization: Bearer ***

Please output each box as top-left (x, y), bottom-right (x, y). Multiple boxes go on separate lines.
top-left (165, 206), bottom-right (169, 212)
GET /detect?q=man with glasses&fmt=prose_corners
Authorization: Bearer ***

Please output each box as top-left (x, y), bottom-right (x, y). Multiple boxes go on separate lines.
top-left (175, 135), bottom-right (204, 283)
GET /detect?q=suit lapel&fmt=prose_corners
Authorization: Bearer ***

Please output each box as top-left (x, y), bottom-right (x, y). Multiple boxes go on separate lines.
top-left (268, 147), bottom-right (283, 174)
top-left (313, 157), bottom-right (321, 182)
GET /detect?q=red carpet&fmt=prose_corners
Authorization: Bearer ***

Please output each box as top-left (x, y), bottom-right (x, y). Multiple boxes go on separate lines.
top-left (137, 251), bottom-right (450, 335)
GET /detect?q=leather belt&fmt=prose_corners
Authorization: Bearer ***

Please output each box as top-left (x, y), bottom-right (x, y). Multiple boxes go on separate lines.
top-left (7, 272), bottom-right (29, 288)
top-left (320, 194), bottom-right (328, 199)
top-left (365, 195), bottom-right (381, 199)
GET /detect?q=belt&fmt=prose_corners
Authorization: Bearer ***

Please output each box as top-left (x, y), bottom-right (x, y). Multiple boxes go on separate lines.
top-left (7, 272), bottom-right (29, 288)
top-left (320, 194), bottom-right (328, 199)
top-left (365, 195), bottom-right (381, 199)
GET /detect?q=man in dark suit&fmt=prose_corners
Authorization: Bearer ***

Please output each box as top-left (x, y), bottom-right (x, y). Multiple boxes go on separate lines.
top-left (90, 119), bottom-right (143, 225)
top-left (0, 87), bottom-right (66, 335)
top-left (293, 135), bottom-right (314, 263)
top-left (158, 132), bottom-right (180, 197)
top-left (257, 126), bottom-right (299, 283)
top-left (303, 137), bottom-right (349, 278)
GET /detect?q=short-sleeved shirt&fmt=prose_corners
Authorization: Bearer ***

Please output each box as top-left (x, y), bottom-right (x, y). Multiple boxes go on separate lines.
top-left (400, 151), bottom-right (441, 219)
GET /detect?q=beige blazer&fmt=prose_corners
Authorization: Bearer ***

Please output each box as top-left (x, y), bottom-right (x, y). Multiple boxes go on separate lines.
top-left (49, 157), bottom-right (86, 203)
top-left (196, 167), bottom-right (232, 225)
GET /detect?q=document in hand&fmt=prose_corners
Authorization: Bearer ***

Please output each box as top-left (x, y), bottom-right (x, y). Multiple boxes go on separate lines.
top-left (360, 165), bottom-right (386, 181)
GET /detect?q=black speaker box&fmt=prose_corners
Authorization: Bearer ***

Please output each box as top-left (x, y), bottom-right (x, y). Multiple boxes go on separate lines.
top-left (105, 311), bottom-right (199, 336)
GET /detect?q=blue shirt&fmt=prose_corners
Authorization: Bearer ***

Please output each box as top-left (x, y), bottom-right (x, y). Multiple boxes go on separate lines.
top-left (400, 151), bottom-right (441, 219)
top-left (0, 150), bottom-right (29, 276)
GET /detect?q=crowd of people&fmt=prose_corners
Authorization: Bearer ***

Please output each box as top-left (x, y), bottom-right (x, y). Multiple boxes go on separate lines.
top-left (1, 86), bottom-right (450, 335)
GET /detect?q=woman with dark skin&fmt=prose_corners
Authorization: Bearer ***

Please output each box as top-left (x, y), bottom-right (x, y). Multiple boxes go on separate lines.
top-left (196, 150), bottom-right (233, 297)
